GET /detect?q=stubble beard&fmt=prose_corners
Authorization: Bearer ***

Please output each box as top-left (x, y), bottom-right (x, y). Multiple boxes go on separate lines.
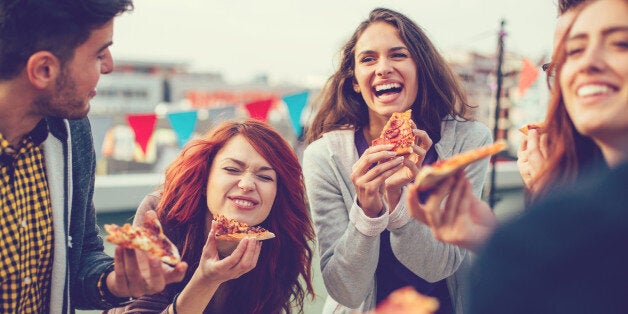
top-left (33, 68), bottom-right (90, 120)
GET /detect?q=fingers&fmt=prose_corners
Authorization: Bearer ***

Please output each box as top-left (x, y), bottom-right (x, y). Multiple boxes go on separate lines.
top-left (527, 129), bottom-right (540, 152)
top-left (164, 262), bottom-right (188, 284)
top-left (518, 133), bottom-right (528, 153)
top-left (221, 238), bottom-right (260, 278)
top-left (414, 129), bottom-right (432, 151)
top-left (441, 171), bottom-right (466, 226)
top-left (423, 172), bottom-right (458, 227)
top-left (240, 239), bottom-right (262, 270)
top-left (407, 184), bottom-right (428, 223)
top-left (539, 133), bottom-right (549, 159)
top-left (144, 209), bottom-right (157, 222)
top-left (354, 156), bottom-right (404, 188)
top-left (202, 221), bottom-right (219, 259)
top-left (353, 144), bottom-right (396, 172)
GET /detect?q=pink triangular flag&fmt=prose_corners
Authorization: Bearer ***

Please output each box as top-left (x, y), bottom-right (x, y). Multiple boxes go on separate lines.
top-left (244, 98), bottom-right (274, 122)
top-left (518, 58), bottom-right (540, 96)
top-left (126, 113), bottom-right (157, 154)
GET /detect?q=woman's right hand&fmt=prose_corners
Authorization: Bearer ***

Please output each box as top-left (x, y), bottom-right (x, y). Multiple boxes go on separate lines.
top-left (407, 170), bottom-right (498, 252)
top-left (197, 220), bottom-right (262, 283)
top-left (351, 143), bottom-right (404, 217)
top-left (517, 129), bottom-right (548, 192)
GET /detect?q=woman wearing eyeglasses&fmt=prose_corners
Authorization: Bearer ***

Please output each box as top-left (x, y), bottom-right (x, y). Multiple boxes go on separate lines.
top-left (408, 0), bottom-right (624, 251)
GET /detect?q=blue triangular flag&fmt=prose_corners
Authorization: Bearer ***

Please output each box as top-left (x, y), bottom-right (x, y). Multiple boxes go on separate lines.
top-left (167, 110), bottom-right (198, 148)
top-left (283, 91), bottom-right (309, 138)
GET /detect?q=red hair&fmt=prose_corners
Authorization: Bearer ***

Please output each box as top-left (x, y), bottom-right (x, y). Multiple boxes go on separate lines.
top-left (530, 1), bottom-right (605, 203)
top-left (157, 119), bottom-right (315, 313)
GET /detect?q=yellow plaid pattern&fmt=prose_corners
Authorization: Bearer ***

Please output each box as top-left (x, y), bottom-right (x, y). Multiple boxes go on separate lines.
top-left (0, 123), bottom-right (53, 313)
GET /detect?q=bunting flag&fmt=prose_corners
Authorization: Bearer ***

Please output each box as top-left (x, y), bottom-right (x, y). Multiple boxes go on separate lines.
top-left (88, 115), bottom-right (114, 161)
top-left (244, 98), bottom-right (274, 122)
top-left (518, 58), bottom-right (540, 97)
top-left (167, 110), bottom-right (198, 148)
top-left (126, 113), bottom-right (157, 155)
top-left (282, 91), bottom-right (309, 138)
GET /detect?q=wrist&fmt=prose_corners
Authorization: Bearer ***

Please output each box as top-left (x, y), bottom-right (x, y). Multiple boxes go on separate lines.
top-left (98, 265), bottom-right (134, 307)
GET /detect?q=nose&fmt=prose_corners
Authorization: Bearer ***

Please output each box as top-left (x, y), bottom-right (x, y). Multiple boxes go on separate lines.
top-left (578, 43), bottom-right (606, 74)
top-left (376, 59), bottom-right (393, 77)
top-left (101, 50), bottom-right (113, 75)
top-left (238, 173), bottom-right (255, 192)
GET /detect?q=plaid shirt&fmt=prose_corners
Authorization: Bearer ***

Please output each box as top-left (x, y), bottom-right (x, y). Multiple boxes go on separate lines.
top-left (0, 120), bottom-right (53, 313)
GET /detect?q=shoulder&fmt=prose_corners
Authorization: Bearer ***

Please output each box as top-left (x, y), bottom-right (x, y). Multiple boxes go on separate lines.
top-left (437, 118), bottom-right (492, 157)
top-left (303, 129), bottom-right (355, 158)
top-left (442, 118), bottom-right (491, 139)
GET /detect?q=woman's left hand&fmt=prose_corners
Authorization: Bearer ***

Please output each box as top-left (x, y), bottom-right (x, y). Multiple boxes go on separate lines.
top-left (197, 220), bottom-right (262, 284)
top-left (384, 127), bottom-right (433, 210)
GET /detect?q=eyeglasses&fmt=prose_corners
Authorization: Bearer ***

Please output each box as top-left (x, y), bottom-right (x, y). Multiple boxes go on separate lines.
top-left (542, 62), bottom-right (556, 90)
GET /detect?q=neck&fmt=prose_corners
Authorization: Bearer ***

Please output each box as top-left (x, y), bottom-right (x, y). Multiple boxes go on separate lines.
top-left (596, 137), bottom-right (628, 169)
top-left (0, 80), bottom-right (42, 147)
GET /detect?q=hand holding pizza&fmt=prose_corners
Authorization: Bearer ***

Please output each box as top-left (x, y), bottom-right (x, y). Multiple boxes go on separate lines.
top-left (383, 127), bottom-right (433, 211)
top-left (352, 143), bottom-right (405, 217)
top-left (105, 210), bottom-right (188, 298)
top-left (517, 127), bottom-right (548, 193)
top-left (407, 170), bottom-right (498, 252)
top-left (197, 220), bottom-right (262, 283)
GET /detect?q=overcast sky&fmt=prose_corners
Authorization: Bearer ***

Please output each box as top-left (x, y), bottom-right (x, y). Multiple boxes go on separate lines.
top-left (110, 0), bottom-right (558, 84)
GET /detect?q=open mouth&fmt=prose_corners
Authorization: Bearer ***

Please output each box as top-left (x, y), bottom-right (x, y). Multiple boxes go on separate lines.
top-left (374, 83), bottom-right (402, 97)
top-left (576, 84), bottom-right (616, 97)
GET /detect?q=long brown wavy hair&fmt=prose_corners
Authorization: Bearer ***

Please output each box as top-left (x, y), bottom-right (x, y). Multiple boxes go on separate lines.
top-left (531, 0), bottom-right (606, 203)
top-left (157, 119), bottom-right (315, 313)
top-left (305, 7), bottom-right (472, 144)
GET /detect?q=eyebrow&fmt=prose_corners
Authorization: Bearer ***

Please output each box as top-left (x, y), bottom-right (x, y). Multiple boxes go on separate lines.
top-left (226, 158), bottom-right (275, 172)
top-left (97, 41), bottom-right (113, 53)
top-left (568, 26), bottom-right (628, 41)
top-left (356, 46), bottom-right (408, 57)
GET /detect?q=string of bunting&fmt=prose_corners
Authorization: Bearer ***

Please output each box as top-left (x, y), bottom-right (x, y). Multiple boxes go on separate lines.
top-left (90, 91), bottom-right (311, 160)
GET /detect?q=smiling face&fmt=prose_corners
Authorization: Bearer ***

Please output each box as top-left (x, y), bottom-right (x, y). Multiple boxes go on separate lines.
top-left (559, 0), bottom-right (628, 148)
top-left (353, 21), bottom-right (418, 127)
top-left (34, 20), bottom-right (114, 119)
top-left (205, 134), bottom-right (277, 227)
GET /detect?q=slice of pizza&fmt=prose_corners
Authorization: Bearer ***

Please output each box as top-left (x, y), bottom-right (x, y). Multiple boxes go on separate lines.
top-left (104, 214), bottom-right (181, 265)
top-left (411, 140), bottom-right (507, 192)
top-left (370, 286), bottom-right (440, 314)
top-left (372, 109), bottom-right (416, 156)
top-left (518, 122), bottom-right (546, 135)
top-left (213, 215), bottom-right (275, 241)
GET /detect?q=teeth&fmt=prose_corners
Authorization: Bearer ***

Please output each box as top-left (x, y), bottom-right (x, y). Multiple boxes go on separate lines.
top-left (233, 199), bottom-right (255, 207)
top-left (577, 84), bottom-right (613, 97)
top-left (375, 83), bottom-right (401, 92)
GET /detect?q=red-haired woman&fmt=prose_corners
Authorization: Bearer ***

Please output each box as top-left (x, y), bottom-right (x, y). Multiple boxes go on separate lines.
top-left (110, 119), bottom-right (315, 313)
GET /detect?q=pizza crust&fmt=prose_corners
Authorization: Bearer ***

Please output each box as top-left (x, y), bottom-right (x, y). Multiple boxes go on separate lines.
top-left (215, 230), bottom-right (276, 241)
top-left (518, 122), bottom-right (546, 135)
top-left (104, 215), bottom-right (181, 265)
top-left (213, 215), bottom-right (276, 242)
top-left (412, 140), bottom-right (507, 192)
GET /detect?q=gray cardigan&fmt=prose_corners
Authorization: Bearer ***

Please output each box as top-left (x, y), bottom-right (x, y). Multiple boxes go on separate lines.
top-left (302, 118), bottom-right (492, 313)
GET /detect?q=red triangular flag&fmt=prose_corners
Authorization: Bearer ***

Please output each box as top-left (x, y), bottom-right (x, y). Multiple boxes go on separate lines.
top-left (518, 58), bottom-right (540, 96)
top-left (244, 98), bottom-right (274, 122)
top-left (126, 113), bottom-right (157, 154)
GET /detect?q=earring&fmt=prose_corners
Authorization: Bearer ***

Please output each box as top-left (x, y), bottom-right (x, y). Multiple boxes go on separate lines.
top-left (353, 85), bottom-right (360, 93)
